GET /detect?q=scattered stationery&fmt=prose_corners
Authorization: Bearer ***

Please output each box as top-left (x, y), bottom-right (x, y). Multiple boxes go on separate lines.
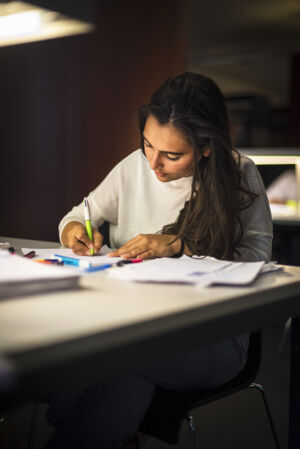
top-left (52, 254), bottom-right (92, 268)
top-left (0, 252), bottom-right (80, 299)
top-left (0, 242), bottom-right (15, 254)
top-left (21, 245), bottom-right (123, 268)
top-left (85, 264), bottom-right (112, 273)
top-left (24, 250), bottom-right (36, 259)
top-left (116, 259), bottom-right (142, 266)
top-left (20, 246), bottom-right (282, 287)
top-left (35, 259), bottom-right (63, 265)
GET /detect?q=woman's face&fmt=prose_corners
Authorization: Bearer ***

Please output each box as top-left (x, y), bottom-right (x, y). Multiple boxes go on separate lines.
top-left (143, 115), bottom-right (195, 182)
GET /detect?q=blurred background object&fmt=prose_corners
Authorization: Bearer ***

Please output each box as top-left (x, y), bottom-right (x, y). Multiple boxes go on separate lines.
top-left (188, 0), bottom-right (300, 147)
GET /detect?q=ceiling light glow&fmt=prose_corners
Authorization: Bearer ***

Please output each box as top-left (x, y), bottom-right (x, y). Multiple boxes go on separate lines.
top-left (0, 1), bottom-right (95, 47)
top-left (0, 10), bottom-right (46, 39)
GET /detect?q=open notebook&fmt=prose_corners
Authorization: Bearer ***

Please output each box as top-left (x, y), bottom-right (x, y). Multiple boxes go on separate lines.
top-left (0, 252), bottom-right (80, 299)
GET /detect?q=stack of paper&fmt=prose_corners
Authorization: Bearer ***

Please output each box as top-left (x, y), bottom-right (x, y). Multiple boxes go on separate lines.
top-left (108, 255), bottom-right (271, 286)
top-left (0, 252), bottom-right (80, 299)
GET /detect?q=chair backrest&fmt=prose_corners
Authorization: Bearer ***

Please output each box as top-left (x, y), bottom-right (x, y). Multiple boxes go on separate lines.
top-left (98, 221), bottom-right (110, 247)
top-left (140, 332), bottom-right (262, 444)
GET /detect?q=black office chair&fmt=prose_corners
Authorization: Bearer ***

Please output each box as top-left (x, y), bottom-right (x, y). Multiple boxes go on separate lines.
top-left (98, 221), bottom-right (110, 247)
top-left (139, 332), bottom-right (281, 449)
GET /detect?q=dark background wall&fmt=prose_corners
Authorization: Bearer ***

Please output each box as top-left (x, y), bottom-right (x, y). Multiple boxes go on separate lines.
top-left (291, 54), bottom-right (300, 146)
top-left (0, 0), bottom-right (187, 241)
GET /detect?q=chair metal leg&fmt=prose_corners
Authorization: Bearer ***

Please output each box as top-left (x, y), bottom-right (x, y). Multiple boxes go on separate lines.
top-left (248, 383), bottom-right (281, 449)
top-left (277, 318), bottom-right (291, 355)
top-left (185, 414), bottom-right (196, 449)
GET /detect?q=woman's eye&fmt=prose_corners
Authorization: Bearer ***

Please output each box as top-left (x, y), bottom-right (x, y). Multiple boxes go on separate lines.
top-left (166, 154), bottom-right (180, 161)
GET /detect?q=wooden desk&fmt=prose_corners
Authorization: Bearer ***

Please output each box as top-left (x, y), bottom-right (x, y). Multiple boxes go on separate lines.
top-left (1, 237), bottom-right (300, 448)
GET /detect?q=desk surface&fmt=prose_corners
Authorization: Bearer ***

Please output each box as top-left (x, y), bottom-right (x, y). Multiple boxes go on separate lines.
top-left (1, 237), bottom-right (300, 388)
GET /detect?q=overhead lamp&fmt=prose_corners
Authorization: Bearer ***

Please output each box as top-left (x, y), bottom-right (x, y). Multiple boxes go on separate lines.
top-left (0, 1), bottom-right (95, 47)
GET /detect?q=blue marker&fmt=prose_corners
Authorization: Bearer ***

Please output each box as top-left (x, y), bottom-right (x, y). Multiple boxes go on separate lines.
top-left (84, 264), bottom-right (112, 273)
top-left (53, 254), bottom-right (91, 268)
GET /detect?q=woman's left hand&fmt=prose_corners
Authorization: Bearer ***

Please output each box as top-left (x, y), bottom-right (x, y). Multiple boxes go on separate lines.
top-left (108, 234), bottom-right (181, 259)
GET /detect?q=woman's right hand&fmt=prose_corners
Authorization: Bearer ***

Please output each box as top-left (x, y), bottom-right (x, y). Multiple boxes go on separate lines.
top-left (61, 221), bottom-right (103, 256)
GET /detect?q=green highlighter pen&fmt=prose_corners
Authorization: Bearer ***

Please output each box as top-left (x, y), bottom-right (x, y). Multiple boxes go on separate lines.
top-left (84, 197), bottom-right (94, 256)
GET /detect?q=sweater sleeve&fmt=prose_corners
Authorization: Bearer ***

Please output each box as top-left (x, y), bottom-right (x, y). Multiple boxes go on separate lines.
top-left (58, 163), bottom-right (121, 245)
top-left (234, 157), bottom-right (273, 262)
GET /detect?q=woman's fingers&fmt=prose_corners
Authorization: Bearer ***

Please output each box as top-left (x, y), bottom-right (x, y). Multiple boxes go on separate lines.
top-left (109, 235), bottom-right (151, 258)
top-left (109, 234), bottom-right (169, 259)
top-left (109, 234), bottom-right (176, 259)
top-left (136, 250), bottom-right (154, 260)
top-left (62, 222), bottom-right (103, 256)
top-left (69, 225), bottom-right (101, 256)
top-left (118, 246), bottom-right (144, 259)
top-left (92, 230), bottom-right (103, 253)
top-left (70, 244), bottom-right (91, 256)
top-left (108, 236), bottom-right (141, 257)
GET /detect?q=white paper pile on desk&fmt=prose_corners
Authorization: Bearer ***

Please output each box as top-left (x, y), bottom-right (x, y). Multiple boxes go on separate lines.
top-left (108, 256), bottom-right (280, 286)
top-left (0, 253), bottom-right (80, 299)
top-left (20, 247), bottom-right (281, 287)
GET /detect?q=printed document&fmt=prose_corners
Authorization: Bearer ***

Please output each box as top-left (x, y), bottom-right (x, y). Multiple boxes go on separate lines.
top-left (107, 255), bottom-right (266, 286)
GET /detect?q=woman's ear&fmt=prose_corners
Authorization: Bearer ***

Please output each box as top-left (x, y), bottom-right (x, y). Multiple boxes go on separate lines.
top-left (203, 147), bottom-right (211, 157)
top-left (196, 147), bottom-right (211, 162)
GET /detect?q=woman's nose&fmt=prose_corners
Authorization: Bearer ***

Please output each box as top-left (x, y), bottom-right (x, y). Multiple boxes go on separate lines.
top-left (149, 151), bottom-right (162, 170)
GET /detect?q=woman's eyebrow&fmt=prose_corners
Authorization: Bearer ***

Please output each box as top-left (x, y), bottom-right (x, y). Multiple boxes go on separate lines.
top-left (143, 135), bottom-right (153, 147)
top-left (143, 134), bottom-right (184, 155)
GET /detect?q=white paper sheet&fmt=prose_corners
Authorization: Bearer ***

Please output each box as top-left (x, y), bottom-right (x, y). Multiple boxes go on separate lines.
top-left (108, 256), bottom-right (231, 283)
top-left (192, 261), bottom-right (265, 286)
top-left (260, 262), bottom-right (283, 273)
top-left (108, 256), bottom-right (267, 286)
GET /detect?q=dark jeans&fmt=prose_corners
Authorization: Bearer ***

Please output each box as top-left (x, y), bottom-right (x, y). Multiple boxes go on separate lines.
top-left (44, 337), bottom-right (245, 449)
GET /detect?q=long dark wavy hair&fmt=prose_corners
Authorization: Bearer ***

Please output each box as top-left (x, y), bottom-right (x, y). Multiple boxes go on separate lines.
top-left (138, 72), bottom-right (256, 260)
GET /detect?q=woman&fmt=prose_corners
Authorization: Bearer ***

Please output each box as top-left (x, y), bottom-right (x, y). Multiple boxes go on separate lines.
top-left (47, 73), bottom-right (272, 449)
top-left (60, 73), bottom-right (271, 262)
